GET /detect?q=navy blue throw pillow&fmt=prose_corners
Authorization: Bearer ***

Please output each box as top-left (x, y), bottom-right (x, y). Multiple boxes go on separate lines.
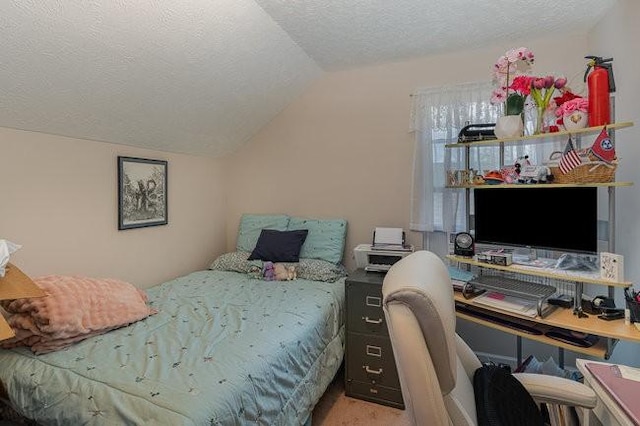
top-left (248, 229), bottom-right (309, 262)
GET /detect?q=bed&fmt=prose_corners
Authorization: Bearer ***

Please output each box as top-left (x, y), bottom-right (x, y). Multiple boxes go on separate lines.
top-left (0, 214), bottom-right (348, 425)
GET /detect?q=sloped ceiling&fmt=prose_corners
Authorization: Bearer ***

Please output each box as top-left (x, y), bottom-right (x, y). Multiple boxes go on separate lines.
top-left (0, 0), bottom-right (616, 157)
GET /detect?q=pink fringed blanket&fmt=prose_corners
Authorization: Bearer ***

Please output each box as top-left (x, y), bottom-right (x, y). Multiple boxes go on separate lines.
top-left (0, 275), bottom-right (156, 354)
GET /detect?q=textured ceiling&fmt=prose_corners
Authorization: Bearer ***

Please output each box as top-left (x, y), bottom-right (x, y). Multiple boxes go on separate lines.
top-left (0, 0), bottom-right (617, 157)
top-left (255, 0), bottom-right (617, 71)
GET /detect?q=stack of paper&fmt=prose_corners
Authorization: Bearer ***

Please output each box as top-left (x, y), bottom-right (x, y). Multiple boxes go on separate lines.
top-left (473, 291), bottom-right (538, 318)
top-left (372, 227), bottom-right (412, 251)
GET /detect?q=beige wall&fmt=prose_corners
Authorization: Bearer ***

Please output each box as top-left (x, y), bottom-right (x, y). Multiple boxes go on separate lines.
top-left (1, 127), bottom-right (228, 288)
top-left (226, 33), bottom-right (590, 271)
top-left (227, 21), bottom-right (640, 366)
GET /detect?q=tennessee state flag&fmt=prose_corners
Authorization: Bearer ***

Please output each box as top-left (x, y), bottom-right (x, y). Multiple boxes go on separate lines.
top-left (590, 127), bottom-right (616, 163)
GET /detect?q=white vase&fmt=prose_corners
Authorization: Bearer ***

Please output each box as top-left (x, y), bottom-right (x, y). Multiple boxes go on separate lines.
top-left (494, 115), bottom-right (524, 139)
top-left (563, 110), bottom-right (588, 131)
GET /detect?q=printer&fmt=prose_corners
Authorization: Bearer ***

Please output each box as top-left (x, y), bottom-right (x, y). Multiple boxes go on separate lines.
top-left (354, 227), bottom-right (414, 272)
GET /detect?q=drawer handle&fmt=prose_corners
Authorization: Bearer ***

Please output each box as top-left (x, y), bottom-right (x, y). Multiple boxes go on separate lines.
top-left (369, 388), bottom-right (379, 394)
top-left (366, 345), bottom-right (382, 357)
top-left (362, 316), bottom-right (383, 324)
top-left (364, 365), bottom-right (383, 375)
top-left (366, 296), bottom-right (381, 307)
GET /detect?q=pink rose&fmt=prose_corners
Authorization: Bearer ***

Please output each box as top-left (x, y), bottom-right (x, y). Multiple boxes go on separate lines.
top-left (555, 97), bottom-right (589, 116)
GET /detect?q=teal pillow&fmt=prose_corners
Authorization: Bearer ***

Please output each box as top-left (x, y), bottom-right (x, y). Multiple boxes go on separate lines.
top-left (236, 214), bottom-right (290, 252)
top-left (288, 217), bottom-right (347, 264)
top-left (296, 258), bottom-right (347, 282)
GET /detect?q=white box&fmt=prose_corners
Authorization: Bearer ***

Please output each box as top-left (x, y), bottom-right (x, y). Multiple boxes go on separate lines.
top-left (600, 252), bottom-right (624, 282)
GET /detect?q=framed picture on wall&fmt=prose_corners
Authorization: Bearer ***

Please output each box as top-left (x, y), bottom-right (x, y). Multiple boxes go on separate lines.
top-left (118, 156), bottom-right (168, 230)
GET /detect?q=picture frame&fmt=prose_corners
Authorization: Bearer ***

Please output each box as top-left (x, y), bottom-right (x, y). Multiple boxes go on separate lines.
top-left (118, 156), bottom-right (168, 230)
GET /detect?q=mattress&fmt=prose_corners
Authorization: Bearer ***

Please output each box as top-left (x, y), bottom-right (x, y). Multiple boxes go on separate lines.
top-left (0, 270), bottom-right (345, 425)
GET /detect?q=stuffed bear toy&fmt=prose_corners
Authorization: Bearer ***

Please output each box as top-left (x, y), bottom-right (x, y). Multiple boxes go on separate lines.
top-left (274, 263), bottom-right (297, 281)
top-left (262, 261), bottom-right (276, 281)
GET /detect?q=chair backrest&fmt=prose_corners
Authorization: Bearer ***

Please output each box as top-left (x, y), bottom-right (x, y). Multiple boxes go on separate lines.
top-left (382, 250), bottom-right (481, 426)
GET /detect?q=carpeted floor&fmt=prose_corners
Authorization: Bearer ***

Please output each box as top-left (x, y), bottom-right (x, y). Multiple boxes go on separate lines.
top-left (312, 369), bottom-right (411, 426)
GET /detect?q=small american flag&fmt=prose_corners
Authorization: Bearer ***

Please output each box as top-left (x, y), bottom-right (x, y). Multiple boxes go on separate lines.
top-left (559, 137), bottom-right (582, 174)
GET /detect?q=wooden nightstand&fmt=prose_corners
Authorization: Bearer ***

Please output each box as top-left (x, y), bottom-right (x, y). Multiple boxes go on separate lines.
top-left (344, 269), bottom-right (404, 409)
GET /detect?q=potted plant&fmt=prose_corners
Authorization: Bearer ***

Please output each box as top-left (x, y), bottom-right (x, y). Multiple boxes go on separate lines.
top-left (491, 47), bottom-right (534, 138)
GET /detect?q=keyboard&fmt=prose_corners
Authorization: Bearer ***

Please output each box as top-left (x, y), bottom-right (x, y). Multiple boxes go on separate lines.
top-left (455, 302), bottom-right (542, 335)
top-left (468, 275), bottom-right (556, 300)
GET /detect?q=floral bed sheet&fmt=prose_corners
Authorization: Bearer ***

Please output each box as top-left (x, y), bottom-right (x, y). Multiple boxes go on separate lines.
top-left (0, 270), bottom-right (345, 425)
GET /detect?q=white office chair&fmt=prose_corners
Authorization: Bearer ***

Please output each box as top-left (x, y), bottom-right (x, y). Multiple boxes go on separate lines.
top-left (381, 250), bottom-right (597, 426)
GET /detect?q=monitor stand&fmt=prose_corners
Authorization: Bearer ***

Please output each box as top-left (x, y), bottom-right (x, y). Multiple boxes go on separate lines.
top-left (511, 248), bottom-right (555, 268)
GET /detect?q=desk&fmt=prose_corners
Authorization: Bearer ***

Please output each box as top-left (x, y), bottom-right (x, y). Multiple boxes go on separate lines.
top-left (454, 293), bottom-right (640, 364)
top-left (576, 359), bottom-right (638, 426)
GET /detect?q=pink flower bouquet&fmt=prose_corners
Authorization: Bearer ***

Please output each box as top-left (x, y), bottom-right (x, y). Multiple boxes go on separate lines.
top-left (555, 97), bottom-right (589, 118)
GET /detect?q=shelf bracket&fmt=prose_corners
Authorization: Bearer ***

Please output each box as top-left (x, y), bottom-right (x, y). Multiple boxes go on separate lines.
top-left (573, 281), bottom-right (588, 318)
top-left (604, 338), bottom-right (619, 360)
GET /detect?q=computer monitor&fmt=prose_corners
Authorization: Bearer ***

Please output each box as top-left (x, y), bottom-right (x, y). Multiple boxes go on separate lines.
top-left (473, 187), bottom-right (598, 254)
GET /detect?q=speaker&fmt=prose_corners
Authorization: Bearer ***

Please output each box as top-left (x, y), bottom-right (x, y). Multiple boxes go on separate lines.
top-left (454, 232), bottom-right (474, 257)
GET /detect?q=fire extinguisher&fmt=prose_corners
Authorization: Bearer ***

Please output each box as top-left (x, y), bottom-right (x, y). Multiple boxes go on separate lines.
top-left (584, 56), bottom-right (616, 127)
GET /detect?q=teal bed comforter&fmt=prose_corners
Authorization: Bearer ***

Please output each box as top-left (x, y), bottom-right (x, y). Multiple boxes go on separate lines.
top-left (0, 270), bottom-right (345, 425)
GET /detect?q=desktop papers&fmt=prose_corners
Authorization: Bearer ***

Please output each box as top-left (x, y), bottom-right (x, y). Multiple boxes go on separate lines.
top-left (373, 227), bottom-right (403, 245)
top-left (473, 291), bottom-right (538, 318)
top-left (372, 227), bottom-right (411, 251)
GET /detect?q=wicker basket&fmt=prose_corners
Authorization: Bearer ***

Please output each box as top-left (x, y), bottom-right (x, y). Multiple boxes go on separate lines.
top-left (547, 151), bottom-right (617, 184)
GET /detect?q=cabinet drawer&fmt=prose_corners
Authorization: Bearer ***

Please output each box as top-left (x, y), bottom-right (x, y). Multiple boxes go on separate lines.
top-left (345, 379), bottom-right (404, 409)
top-left (346, 333), bottom-right (401, 388)
top-left (346, 282), bottom-right (388, 336)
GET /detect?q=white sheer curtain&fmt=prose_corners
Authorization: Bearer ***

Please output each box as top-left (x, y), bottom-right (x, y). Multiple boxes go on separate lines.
top-left (410, 81), bottom-right (496, 234)
top-left (409, 81), bottom-right (555, 251)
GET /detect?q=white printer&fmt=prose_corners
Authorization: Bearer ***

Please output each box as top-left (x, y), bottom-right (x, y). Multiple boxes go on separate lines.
top-left (354, 227), bottom-right (414, 272)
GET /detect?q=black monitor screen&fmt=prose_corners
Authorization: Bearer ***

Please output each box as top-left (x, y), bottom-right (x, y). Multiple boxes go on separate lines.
top-left (473, 187), bottom-right (598, 253)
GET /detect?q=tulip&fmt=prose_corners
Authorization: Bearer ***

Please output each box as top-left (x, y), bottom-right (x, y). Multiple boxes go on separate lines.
top-left (554, 77), bottom-right (567, 89)
top-left (532, 78), bottom-right (546, 90)
top-left (544, 76), bottom-right (555, 88)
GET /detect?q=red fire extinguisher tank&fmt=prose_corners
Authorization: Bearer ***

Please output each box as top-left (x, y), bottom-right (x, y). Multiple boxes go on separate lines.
top-left (584, 56), bottom-right (616, 127)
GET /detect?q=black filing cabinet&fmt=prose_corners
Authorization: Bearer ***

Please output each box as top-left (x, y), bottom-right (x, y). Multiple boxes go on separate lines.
top-left (345, 269), bottom-right (404, 409)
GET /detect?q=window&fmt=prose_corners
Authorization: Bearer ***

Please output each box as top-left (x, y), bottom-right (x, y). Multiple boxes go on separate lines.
top-left (409, 81), bottom-right (497, 235)
top-left (410, 82), bottom-right (560, 254)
